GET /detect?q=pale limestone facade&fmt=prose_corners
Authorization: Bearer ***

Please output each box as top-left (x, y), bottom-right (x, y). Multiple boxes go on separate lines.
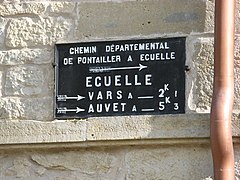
top-left (0, 0), bottom-right (239, 179)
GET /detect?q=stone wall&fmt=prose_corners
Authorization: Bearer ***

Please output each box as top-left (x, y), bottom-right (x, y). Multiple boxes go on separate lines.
top-left (0, 0), bottom-right (239, 179)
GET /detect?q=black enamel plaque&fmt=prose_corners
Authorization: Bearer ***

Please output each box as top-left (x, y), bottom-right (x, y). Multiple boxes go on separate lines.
top-left (55, 37), bottom-right (186, 119)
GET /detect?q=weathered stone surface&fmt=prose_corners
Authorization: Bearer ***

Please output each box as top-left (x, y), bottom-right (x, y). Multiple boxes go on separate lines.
top-left (125, 145), bottom-right (213, 179)
top-left (5, 157), bottom-right (31, 178)
top-left (0, 49), bottom-right (52, 65)
top-left (0, 113), bottom-right (210, 144)
top-left (31, 150), bottom-right (118, 179)
top-left (233, 36), bottom-right (240, 110)
top-left (0, 97), bottom-right (53, 120)
top-left (0, 98), bottom-right (21, 119)
top-left (0, 2), bottom-right (76, 16)
top-left (5, 17), bottom-right (73, 48)
top-left (0, 2), bottom-right (46, 16)
top-left (5, 65), bottom-right (52, 96)
top-left (232, 111), bottom-right (240, 136)
top-left (234, 61), bottom-right (240, 109)
top-left (87, 114), bottom-right (210, 141)
top-left (1, 144), bottom-right (240, 180)
top-left (0, 119), bottom-right (87, 144)
top-left (235, 36), bottom-right (240, 60)
top-left (188, 37), bottom-right (240, 111)
top-left (235, 145), bottom-right (240, 179)
top-left (0, 0), bottom-right (238, 179)
top-left (236, 0), bottom-right (240, 33)
top-left (76, 0), bottom-right (207, 38)
top-left (236, 161), bottom-right (240, 179)
top-left (0, 17), bottom-right (6, 49)
top-left (205, 0), bottom-right (215, 32)
top-left (0, 71), bottom-right (2, 97)
top-left (187, 37), bottom-right (239, 112)
top-left (189, 38), bottom-right (214, 112)
top-left (48, 2), bottom-right (76, 14)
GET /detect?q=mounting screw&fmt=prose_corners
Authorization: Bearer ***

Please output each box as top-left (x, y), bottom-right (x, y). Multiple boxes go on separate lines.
top-left (185, 65), bottom-right (190, 72)
top-left (52, 63), bottom-right (57, 68)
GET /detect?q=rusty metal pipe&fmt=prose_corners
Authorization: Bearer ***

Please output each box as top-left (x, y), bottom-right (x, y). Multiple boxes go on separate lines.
top-left (211, 0), bottom-right (235, 179)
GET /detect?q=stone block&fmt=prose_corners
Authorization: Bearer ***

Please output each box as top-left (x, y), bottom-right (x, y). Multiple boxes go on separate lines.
top-left (4, 157), bottom-right (32, 178)
top-left (5, 65), bottom-right (52, 96)
top-left (188, 37), bottom-right (240, 111)
top-left (0, 71), bottom-right (2, 97)
top-left (87, 114), bottom-right (210, 141)
top-left (0, 119), bottom-right (87, 144)
top-left (0, 2), bottom-right (46, 16)
top-left (76, 0), bottom-right (207, 38)
top-left (236, 0), bottom-right (240, 33)
top-left (31, 150), bottom-right (118, 179)
top-left (0, 17), bottom-right (6, 49)
top-left (187, 37), bottom-right (214, 112)
top-left (234, 61), bottom-right (240, 109)
top-left (0, 49), bottom-right (52, 65)
top-left (235, 145), bottom-right (240, 179)
top-left (1, 144), bottom-right (240, 179)
top-left (48, 2), bottom-right (76, 14)
top-left (125, 145), bottom-right (213, 179)
top-left (235, 36), bottom-right (240, 60)
top-left (232, 111), bottom-right (240, 136)
top-left (5, 17), bottom-right (73, 48)
top-left (0, 97), bottom-right (53, 120)
top-left (205, 0), bottom-right (215, 33)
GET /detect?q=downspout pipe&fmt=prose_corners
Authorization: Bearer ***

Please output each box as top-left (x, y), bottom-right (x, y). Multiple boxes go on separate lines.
top-left (211, 0), bottom-right (235, 179)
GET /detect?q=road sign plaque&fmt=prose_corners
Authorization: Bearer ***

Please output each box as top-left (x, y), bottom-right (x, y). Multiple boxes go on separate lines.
top-left (55, 37), bottom-right (186, 119)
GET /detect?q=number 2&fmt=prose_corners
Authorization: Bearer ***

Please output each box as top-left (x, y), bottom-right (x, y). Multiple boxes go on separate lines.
top-left (159, 89), bottom-right (164, 98)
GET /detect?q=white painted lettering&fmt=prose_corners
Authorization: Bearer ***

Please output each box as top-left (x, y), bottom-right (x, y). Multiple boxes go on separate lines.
top-left (106, 91), bottom-right (113, 100)
top-left (128, 92), bottom-right (133, 99)
top-left (88, 104), bottom-right (94, 113)
top-left (78, 55), bottom-right (121, 64)
top-left (88, 92), bottom-right (94, 100)
top-left (63, 57), bottom-right (73, 65)
top-left (69, 46), bottom-right (97, 55)
top-left (96, 91), bottom-right (103, 100)
top-left (97, 104), bottom-right (102, 112)
top-left (105, 45), bottom-right (110, 52)
top-left (105, 103), bottom-right (111, 112)
top-left (104, 76), bottom-right (111, 87)
top-left (175, 91), bottom-right (178, 97)
top-left (86, 74), bottom-right (152, 88)
top-left (116, 90), bottom-right (122, 100)
top-left (140, 52), bottom-right (176, 61)
top-left (132, 105), bottom-right (137, 112)
top-left (125, 75), bottom-right (132, 86)
top-left (159, 43), bottom-right (164, 49)
top-left (95, 76), bottom-right (101, 87)
top-left (113, 103), bottom-right (118, 112)
top-left (115, 75), bottom-right (121, 86)
top-left (127, 55), bottom-right (133, 62)
top-left (174, 103), bottom-right (179, 110)
top-left (104, 42), bottom-right (171, 53)
top-left (159, 89), bottom-right (164, 98)
top-left (69, 48), bottom-right (74, 54)
top-left (165, 97), bottom-right (171, 104)
top-left (165, 42), bottom-right (169, 49)
top-left (135, 75), bottom-right (141, 86)
top-left (164, 84), bottom-right (169, 91)
top-left (145, 74), bottom-right (152, 85)
top-left (171, 52), bottom-right (175, 59)
top-left (86, 77), bottom-right (92, 87)
top-left (159, 102), bottom-right (165, 111)
top-left (121, 103), bottom-right (126, 111)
